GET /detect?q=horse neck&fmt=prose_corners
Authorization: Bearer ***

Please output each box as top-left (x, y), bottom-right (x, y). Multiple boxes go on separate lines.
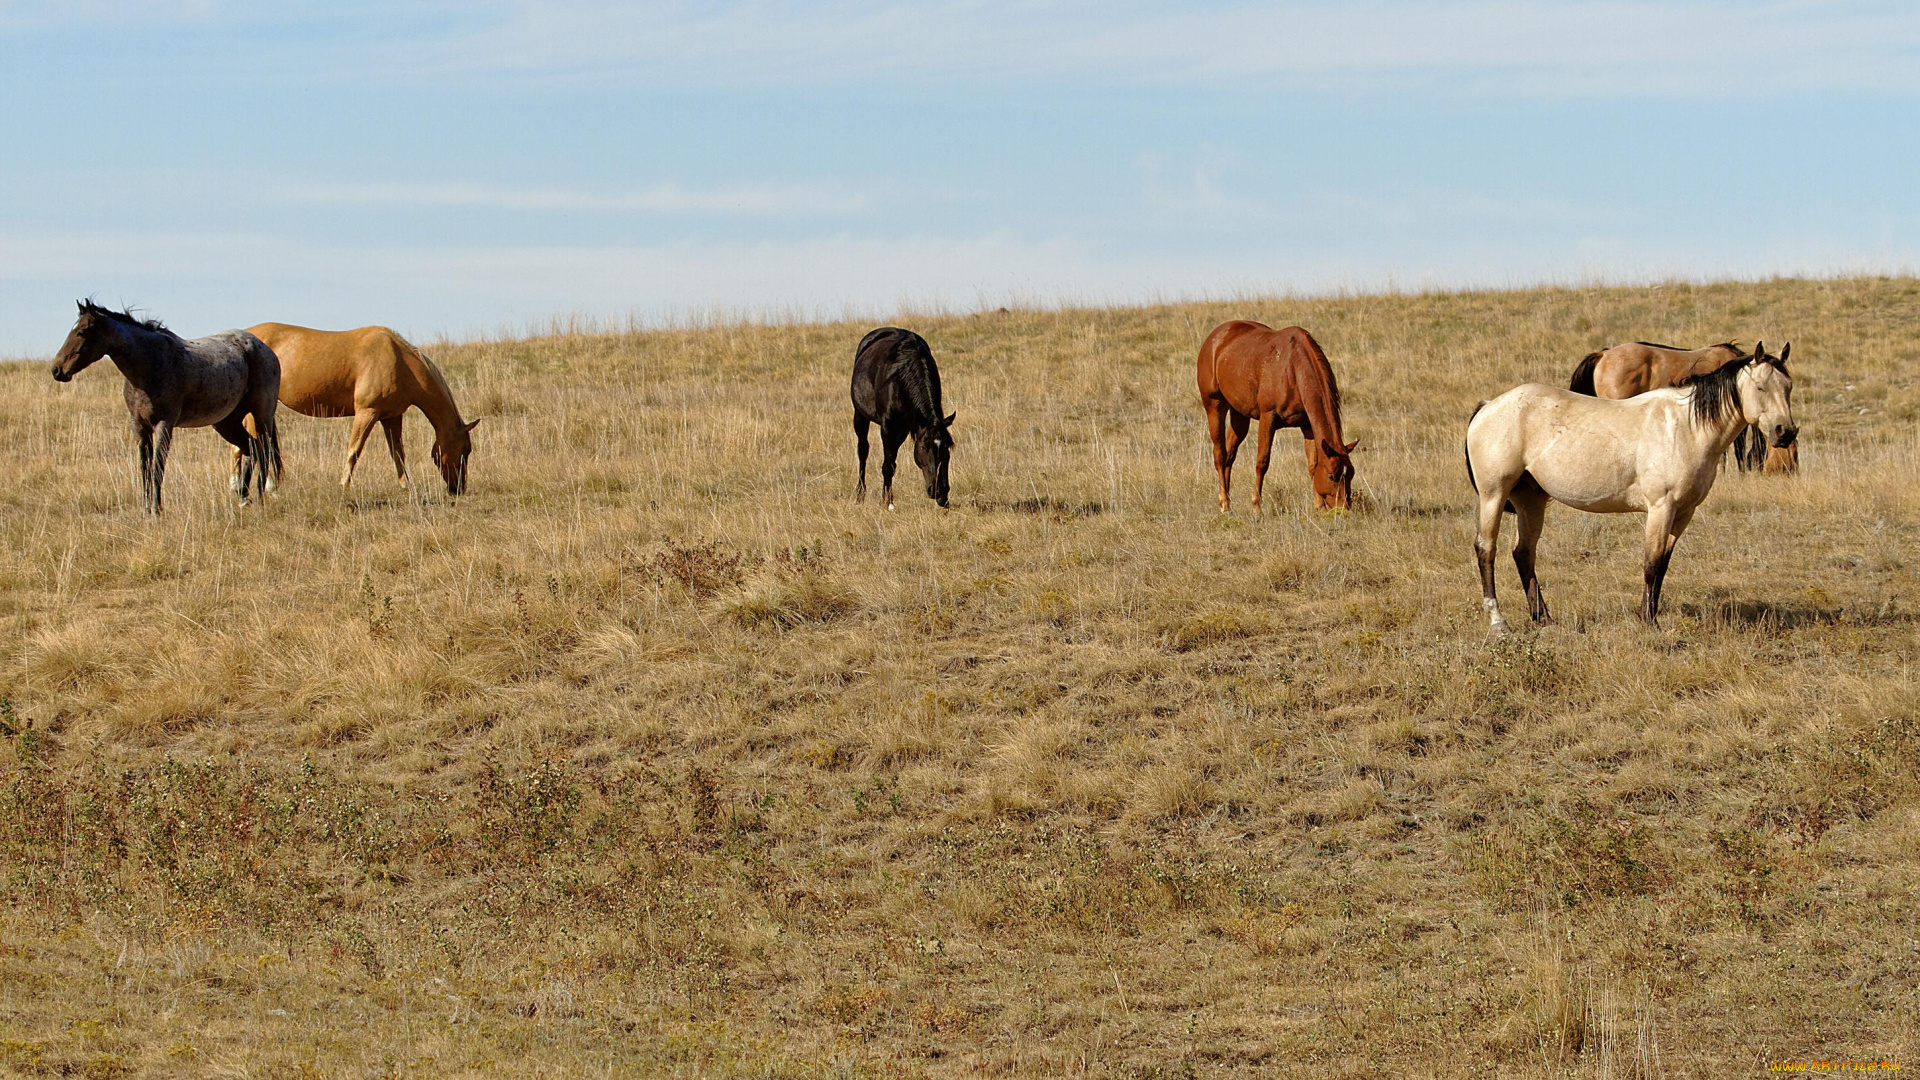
top-left (400, 349), bottom-right (466, 441)
top-left (1290, 339), bottom-right (1344, 447)
top-left (99, 320), bottom-right (158, 387)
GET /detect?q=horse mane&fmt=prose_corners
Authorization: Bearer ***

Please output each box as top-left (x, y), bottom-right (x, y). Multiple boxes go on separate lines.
top-left (883, 329), bottom-right (943, 426)
top-left (397, 335), bottom-right (466, 424)
top-left (81, 299), bottom-right (168, 335)
top-left (1636, 339), bottom-right (1743, 356)
top-left (1673, 352), bottom-right (1776, 427)
top-left (1285, 327), bottom-right (1344, 446)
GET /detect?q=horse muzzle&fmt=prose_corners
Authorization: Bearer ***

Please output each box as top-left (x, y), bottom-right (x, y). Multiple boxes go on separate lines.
top-left (50, 368), bottom-right (72, 382)
top-left (1772, 426), bottom-right (1798, 449)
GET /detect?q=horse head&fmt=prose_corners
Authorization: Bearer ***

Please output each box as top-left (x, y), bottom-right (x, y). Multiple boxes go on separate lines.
top-left (912, 411), bottom-right (957, 507)
top-left (1740, 341), bottom-right (1797, 449)
top-left (1308, 438), bottom-right (1359, 510)
top-left (432, 418), bottom-right (481, 495)
top-left (50, 300), bottom-right (111, 383)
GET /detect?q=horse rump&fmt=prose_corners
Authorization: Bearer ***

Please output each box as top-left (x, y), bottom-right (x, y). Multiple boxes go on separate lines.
top-left (1464, 399), bottom-right (1521, 514)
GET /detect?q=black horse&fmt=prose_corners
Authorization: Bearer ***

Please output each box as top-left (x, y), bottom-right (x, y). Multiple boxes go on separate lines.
top-left (851, 327), bottom-right (955, 508)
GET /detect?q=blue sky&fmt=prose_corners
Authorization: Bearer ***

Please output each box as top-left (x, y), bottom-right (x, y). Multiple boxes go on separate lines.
top-left (2, 1), bottom-right (1918, 354)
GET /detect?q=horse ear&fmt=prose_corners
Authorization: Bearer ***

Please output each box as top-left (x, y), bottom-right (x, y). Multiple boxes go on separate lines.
top-left (1778, 342), bottom-right (1790, 366)
top-left (1751, 340), bottom-right (1765, 361)
top-left (464, 418), bottom-right (481, 432)
top-left (1344, 440), bottom-right (1359, 454)
top-left (943, 411), bottom-right (956, 427)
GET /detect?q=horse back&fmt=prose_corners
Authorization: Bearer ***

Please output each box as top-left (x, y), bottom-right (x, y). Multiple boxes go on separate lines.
top-left (250, 323), bottom-right (437, 420)
top-left (1198, 320), bottom-right (1325, 420)
top-left (1594, 342), bottom-right (1742, 399)
top-left (852, 327), bottom-right (941, 426)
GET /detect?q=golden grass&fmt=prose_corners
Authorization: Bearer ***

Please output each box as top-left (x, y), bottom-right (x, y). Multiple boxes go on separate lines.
top-left (2, 276), bottom-right (1918, 1077)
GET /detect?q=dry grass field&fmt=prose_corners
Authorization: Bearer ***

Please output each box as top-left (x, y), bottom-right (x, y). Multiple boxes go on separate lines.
top-left (2, 277), bottom-right (1918, 1078)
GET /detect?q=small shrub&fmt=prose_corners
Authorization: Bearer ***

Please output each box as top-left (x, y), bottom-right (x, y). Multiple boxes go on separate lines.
top-left (643, 541), bottom-right (750, 598)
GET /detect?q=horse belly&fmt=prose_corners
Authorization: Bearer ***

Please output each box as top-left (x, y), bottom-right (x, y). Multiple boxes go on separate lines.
top-left (176, 364), bottom-right (250, 428)
top-left (1525, 456), bottom-right (1640, 513)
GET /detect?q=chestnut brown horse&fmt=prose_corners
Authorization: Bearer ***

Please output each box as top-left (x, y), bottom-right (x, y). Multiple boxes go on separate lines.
top-left (1196, 321), bottom-right (1355, 512)
top-left (244, 323), bottom-right (479, 495)
top-left (1568, 340), bottom-right (1795, 473)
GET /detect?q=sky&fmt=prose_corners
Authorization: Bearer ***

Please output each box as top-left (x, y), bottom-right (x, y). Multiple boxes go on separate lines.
top-left (2, 1), bottom-right (1918, 354)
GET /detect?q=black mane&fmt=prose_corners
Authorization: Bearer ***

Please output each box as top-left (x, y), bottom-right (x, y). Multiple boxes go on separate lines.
top-left (1674, 349), bottom-right (1783, 426)
top-left (1636, 339), bottom-right (1742, 355)
top-left (81, 299), bottom-right (167, 334)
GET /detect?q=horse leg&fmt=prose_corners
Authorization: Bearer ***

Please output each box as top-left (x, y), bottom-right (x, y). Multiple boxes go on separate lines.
top-left (342, 410), bottom-right (379, 488)
top-left (135, 421), bottom-right (157, 515)
top-left (1639, 502), bottom-right (1678, 625)
top-left (1511, 489), bottom-right (1551, 625)
top-left (1220, 410), bottom-right (1250, 512)
top-left (1203, 399), bottom-right (1231, 511)
top-left (1473, 483), bottom-right (1511, 637)
top-left (853, 415), bottom-right (871, 503)
top-left (1250, 413), bottom-right (1276, 515)
top-left (880, 426), bottom-right (906, 510)
top-left (380, 416), bottom-right (410, 488)
top-left (149, 420), bottom-right (174, 515)
top-left (216, 416), bottom-right (255, 504)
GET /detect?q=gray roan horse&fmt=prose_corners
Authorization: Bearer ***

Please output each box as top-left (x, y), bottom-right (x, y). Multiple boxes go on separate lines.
top-left (50, 301), bottom-right (283, 513)
top-left (1466, 343), bottom-right (1796, 633)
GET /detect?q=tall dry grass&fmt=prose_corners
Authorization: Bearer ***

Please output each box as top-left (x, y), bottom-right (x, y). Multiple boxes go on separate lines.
top-left (1, 277), bottom-right (1917, 1077)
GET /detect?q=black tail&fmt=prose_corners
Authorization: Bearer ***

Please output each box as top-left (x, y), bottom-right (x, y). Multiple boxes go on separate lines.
top-left (1464, 400), bottom-right (1487, 494)
top-left (1568, 351), bottom-right (1601, 395)
top-left (1464, 400), bottom-right (1517, 514)
top-left (254, 419), bottom-right (283, 495)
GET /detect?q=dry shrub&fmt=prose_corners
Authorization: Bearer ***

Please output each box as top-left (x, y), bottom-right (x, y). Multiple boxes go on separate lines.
top-left (1164, 610), bottom-right (1246, 652)
top-left (717, 559), bottom-right (857, 629)
top-left (642, 540), bottom-right (749, 598)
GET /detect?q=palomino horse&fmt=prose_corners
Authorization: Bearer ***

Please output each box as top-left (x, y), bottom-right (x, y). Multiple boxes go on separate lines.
top-left (851, 327), bottom-right (955, 508)
top-left (1569, 340), bottom-right (1796, 474)
top-left (50, 302), bottom-right (282, 513)
top-left (1196, 321), bottom-right (1356, 512)
top-left (245, 324), bottom-right (479, 495)
top-left (1467, 344), bottom-right (1795, 633)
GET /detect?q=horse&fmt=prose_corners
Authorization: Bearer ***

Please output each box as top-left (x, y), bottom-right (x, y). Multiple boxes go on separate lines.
top-left (49, 301), bottom-right (282, 514)
top-left (1195, 320), bottom-right (1356, 512)
top-left (1568, 339), bottom-right (1795, 474)
top-left (244, 323), bottom-right (479, 495)
top-left (850, 327), bottom-right (955, 509)
top-left (1466, 343), bottom-right (1796, 634)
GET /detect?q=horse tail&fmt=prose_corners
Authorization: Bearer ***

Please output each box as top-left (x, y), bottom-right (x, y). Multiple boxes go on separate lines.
top-left (1568, 351), bottom-right (1601, 395)
top-left (1464, 400), bottom-right (1487, 494)
top-left (262, 414), bottom-right (283, 491)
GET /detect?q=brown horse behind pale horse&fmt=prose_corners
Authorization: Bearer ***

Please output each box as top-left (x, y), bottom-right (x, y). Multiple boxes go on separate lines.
top-left (242, 323), bottom-right (479, 495)
top-left (1196, 321), bottom-right (1356, 512)
top-left (1568, 340), bottom-right (1797, 473)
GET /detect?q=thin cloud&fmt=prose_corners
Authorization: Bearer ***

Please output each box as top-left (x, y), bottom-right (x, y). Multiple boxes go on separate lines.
top-left (269, 178), bottom-right (874, 217)
top-left (390, 1), bottom-right (1920, 98)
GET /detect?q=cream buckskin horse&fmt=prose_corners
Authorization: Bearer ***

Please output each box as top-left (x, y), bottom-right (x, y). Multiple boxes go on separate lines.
top-left (241, 324), bottom-right (479, 495)
top-left (1466, 343), bottom-right (1796, 634)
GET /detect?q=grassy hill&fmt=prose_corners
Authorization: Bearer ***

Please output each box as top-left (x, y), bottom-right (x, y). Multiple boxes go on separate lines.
top-left (2, 277), bottom-right (1917, 1077)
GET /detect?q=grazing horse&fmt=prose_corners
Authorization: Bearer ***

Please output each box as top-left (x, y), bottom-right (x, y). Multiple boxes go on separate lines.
top-left (1467, 344), bottom-right (1796, 634)
top-left (244, 323), bottom-right (479, 495)
top-left (1196, 320), bottom-right (1356, 512)
top-left (1568, 339), bottom-right (1795, 474)
top-left (851, 327), bottom-right (955, 508)
top-left (49, 301), bottom-right (282, 513)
